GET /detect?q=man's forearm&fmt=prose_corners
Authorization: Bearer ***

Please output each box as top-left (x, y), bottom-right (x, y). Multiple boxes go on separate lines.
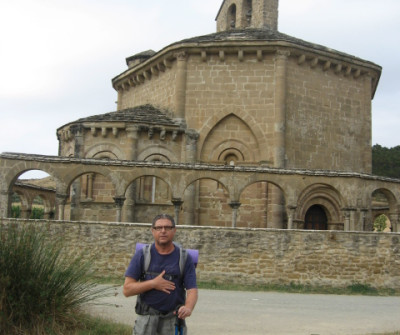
top-left (123, 278), bottom-right (155, 297)
top-left (185, 288), bottom-right (198, 312)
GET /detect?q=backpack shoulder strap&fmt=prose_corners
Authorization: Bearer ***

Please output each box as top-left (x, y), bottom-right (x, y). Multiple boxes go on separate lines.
top-left (142, 243), bottom-right (152, 275)
top-left (142, 242), bottom-right (186, 279)
top-left (179, 247), bottom-right (187, 276)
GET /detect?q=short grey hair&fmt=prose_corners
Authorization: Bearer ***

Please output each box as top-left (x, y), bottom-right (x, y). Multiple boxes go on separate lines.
top-left (152, 214), bottom-right (175, 227)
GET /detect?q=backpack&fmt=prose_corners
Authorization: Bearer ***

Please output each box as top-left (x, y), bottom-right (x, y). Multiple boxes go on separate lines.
top-left (135, 242), bottom-right (198, 281)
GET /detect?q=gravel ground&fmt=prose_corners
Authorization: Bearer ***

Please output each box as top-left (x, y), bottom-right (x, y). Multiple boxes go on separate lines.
top-left (86, 286), bottom-right (400, 335)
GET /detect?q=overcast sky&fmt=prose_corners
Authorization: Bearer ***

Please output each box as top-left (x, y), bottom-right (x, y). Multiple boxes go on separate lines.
top-left (1, 0), bottom-right (399, 164)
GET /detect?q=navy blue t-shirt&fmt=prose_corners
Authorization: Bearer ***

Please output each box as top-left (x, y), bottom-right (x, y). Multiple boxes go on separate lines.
top-left (125, 244), bottom-right (197, 313)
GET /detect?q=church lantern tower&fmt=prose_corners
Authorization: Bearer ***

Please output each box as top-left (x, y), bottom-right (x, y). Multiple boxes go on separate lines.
top-left (216, 0), bottom-right (279, 31)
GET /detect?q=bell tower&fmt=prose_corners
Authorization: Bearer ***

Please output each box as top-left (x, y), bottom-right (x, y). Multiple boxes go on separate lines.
top-left (216, 0), bottom-right (279, 32)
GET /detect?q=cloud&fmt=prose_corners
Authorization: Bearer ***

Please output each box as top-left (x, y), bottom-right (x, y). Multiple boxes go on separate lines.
top-left (0, 0), bottom-right (399, 160)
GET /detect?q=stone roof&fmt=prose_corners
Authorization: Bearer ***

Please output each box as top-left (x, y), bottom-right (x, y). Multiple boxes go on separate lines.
top-left (173, 28), bottom-right (371, 63)
top-left (126, 50), bottom-right (156, 65)
top-left (70, 105), bottom-right (181, 127)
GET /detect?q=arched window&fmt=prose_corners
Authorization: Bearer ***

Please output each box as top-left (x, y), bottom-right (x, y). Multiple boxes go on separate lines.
top-left (227, 4), bottom-right (237, 29)
top-left (243, 0), bottom-right (252, 27)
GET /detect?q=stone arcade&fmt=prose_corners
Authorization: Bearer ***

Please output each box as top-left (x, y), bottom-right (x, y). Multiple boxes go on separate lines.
top-left (1, 0), bottom-right (399, 231)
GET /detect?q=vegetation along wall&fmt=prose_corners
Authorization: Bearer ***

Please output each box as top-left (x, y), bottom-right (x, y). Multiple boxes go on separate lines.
top-left (2, 219), bottom-right (399, 290)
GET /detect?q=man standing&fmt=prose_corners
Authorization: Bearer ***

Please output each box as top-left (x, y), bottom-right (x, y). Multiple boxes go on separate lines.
top-left (123, 214), bottom-right (198, 335)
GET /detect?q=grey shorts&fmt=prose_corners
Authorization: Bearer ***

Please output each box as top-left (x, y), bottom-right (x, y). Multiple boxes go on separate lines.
top-left (133, 314), bottom-right (187, 335)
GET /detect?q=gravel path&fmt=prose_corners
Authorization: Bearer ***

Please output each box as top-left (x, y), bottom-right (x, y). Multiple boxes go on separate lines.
top-left (87, 286), bottom-right (400, 335)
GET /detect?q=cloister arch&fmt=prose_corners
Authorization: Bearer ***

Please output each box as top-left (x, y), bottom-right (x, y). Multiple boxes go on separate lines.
top-left (122, 173), bottom-right (173, 223)
top-left (181, 176), bottom-right (231, 227)
top-left (370, 188), bottom-right (397, 232)
top-left (1, 153), bottom-right (399, 232)
top-left (239, 180), bottom-right (287, 229)
top-left (8, 169), bottom-right (56, 220)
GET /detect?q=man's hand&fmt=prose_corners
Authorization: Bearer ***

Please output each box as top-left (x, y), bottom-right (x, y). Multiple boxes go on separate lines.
top-left (175, 288), bottom-right (198, 320)
top-left (152, 270), bottom-right (176, 294)
top-left (177, 305), bottom-right (193, 320)
top-left (123, 271), bottom-right (175, 297)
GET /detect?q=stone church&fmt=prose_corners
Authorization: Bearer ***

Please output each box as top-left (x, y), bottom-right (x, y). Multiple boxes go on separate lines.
top-left (5, 0), bottom-right (399, 231)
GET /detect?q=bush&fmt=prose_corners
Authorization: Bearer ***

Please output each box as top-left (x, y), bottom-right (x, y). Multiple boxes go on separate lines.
top-left (30, 207), bottom-right (44, 219)
top-left (0, 222), bottom-right (112, 335)
top-left (11, 205), bottom-right (20, 218)
top-left (374, 214), bottom-right (388, 232)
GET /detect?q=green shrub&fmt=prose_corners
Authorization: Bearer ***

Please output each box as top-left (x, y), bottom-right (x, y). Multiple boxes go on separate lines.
top-left (10, 205), bottom-right (20, 218)
top-left (30, 207), bottom-right (44, 219)
top-left (0, 222), bottom-right (112, 335)
top-left (374, 214), bottom-right (388, 232)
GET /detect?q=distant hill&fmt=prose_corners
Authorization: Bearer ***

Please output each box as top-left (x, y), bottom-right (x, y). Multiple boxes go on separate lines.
top-left (17, 176), bottom-right (56, 190)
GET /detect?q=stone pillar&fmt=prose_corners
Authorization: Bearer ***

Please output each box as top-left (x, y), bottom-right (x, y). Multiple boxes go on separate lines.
top-left (343, 209), bottom-right (351, 231)
top-left (124, 126), bottom-right (139, 222)
top-left (0, 188), bottom-right (9, 218)
top-left (360, 209), bottom-right (368, 231)
top-left (362, 73), bottom-right (373, 174)
top-left (70, 124), bottom-right (84, 220)
top-left (268, 50), bottom-right (288, 230)
top-left (229, 201), bottom-right (241, 228)
top-left (56, 194), bottom-right (68, 221)
top-left (287, 205), bottom-right (297, 230)
top-left (184, 129), bottom-right (199, 225)
top-left (87, 173), bottom-right (94, 200)
top-left (172, 198), bottom-right (183, 226)
top-left (349, 208), bottom-right (356, 231)
top-left (274, 49), bottom-right (289, 169)
top-left (175, 52), bottom-right (188, 125)
top-left (117, 88), bottom-right (123, 110)
top-left (114, 196), bottom-right (126, 223)
top-left (389, 213), bottom-right (399, 233)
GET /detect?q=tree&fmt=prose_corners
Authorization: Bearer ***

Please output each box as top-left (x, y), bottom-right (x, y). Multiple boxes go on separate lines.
top-left (372, 144), bottom-right (400, 178)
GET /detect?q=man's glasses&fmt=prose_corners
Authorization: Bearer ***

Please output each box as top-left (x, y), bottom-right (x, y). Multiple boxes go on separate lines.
top-left (153, 226), bottom-right (175, 231)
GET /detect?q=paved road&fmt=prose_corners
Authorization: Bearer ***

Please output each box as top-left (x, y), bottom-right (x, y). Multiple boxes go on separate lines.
top-left (87, 286), bottom-right (400, 335)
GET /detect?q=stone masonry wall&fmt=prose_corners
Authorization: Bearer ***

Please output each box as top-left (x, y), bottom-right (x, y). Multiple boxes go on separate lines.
top-left (2, 219), bottom-right (399, 289)
top-left (119, 64), bottom-right (177, 112)
top-left (286, 58), bottom-right (370, 173)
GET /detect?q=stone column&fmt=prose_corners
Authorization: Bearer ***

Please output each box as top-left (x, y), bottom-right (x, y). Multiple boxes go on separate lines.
top-left (117, 88), bottom-right (123, 111)
top-left (124, 126), bottom-right (139, 222)
top-left (360, 209), bottom-right (368, 231)
top-left (287, 205), bottom-right (297, 230)
top-left (183, 129), bottom-right (199, 225)
top-left (0, 188), bottom-right (9, 218)
top-left (274, 50), bottom-right (289, 169)
top-left (87, 173), bottom-right (94, 200)
top-left (114, 196), bottom-right (126, 223)
top-left (70, 124), bottom-right (84, 220)
top-left (175, 52), bottom-right (188, 125)
top-left (349, 208), bottom-right (356, 231)
top-left (343, 209), bottom-right (351, 231)
top-left (229, 201), bottom-right (241, 228)
top-left (267, 50), bottom-right (289, 229)
top-left (389, 213), bottom-right (399, 233)
top-left (172, 198), bottom-right (183, 226)
top-left (55, 193), bottom-right (68, 221)
top-left (362, 73), bottom-right (373, 173)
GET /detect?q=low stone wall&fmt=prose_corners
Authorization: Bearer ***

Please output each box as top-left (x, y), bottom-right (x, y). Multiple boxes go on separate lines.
top-left (2, 219), bottom-right (399, 289)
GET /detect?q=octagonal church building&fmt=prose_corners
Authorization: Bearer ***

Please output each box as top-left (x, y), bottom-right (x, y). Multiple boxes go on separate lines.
top-left (16, 0), bottom-right (398, 230)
